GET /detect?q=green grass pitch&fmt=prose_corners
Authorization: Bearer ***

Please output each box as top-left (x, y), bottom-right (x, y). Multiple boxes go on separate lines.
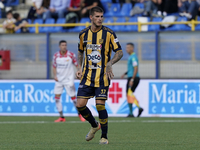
top-left (0, 116), bottom-right (200, 150)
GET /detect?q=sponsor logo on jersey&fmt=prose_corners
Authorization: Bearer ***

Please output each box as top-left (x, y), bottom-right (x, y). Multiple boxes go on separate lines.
top-left (83, 40), bottom-right (91, 43)
top-left (89, 64), bottom-right (101, 69)
top-left (99, 39), bottom-right (104, 44)
top-left (114, 38), bottom-right (119, 43)
top-left (86, 44), bottom-right (101, 50)
top-left (87, 51), bottom-right (101, 63)
top-left (79, 85), bottom-right (83, 88)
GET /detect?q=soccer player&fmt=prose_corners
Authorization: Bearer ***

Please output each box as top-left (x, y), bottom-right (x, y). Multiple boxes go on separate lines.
top-left (53, 40), bottom-right (85, 122)
top-left (121, 43), bottom-right (144, 117)
top-left (76, 6), bottom-right (123, 144)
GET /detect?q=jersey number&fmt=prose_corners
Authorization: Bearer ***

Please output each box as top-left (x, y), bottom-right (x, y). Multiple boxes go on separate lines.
top-left (101, 89), bottom-right (106, 94)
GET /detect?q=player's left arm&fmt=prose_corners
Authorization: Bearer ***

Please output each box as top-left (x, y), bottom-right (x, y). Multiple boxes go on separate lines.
top-left (129, 58), bottom-right (138, 87)
top-left (106, 33), bottom-right (123, 79)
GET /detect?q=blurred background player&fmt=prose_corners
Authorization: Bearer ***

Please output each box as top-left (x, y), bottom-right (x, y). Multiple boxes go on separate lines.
top-left (53, 40), bottom-right (85, 122)
top-left (121, 43), bottom-right (144, 117)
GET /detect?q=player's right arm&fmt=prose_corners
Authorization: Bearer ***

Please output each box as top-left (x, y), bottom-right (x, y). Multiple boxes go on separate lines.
top-left (76, 51), bottom-right (83, 79)
top-left (53, 67), bottom-right (58, 82)
top-left (76, 32), bottom-right (84, 79)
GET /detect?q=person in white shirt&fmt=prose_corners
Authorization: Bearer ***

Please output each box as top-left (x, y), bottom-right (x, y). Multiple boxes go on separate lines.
top-left (53, 40), bottom-right (85, 122)
top-left (3, 10), bottom-right (16, 33)
top-left (27, 0), bottom-right (50, 20)
top-left (44, 0), bottom-right (70, 20)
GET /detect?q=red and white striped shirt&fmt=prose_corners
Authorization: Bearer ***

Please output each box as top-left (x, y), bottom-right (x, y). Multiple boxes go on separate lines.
top-left (53, 50), bottom-right (78, 85)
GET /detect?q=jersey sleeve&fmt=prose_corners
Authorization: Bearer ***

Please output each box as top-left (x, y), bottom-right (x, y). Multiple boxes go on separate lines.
top-left (52, 54), bottom-right (57, 68)
top-left (78, 33), bottom-right (84, 52)
top-left (72, 53), bottom-right (78, 67)
top-left (110, 32), bottom-right (122, 52)
top-left (132, 57), bottom-right (138, 67)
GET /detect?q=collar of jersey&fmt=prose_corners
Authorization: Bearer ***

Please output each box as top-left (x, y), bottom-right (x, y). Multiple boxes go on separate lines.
top-left (90, 25), bottom-right (102, 33)
top-left (59, 50), bottom-right (67, 56)
top-left (131, 52), bottom-right (135, 55)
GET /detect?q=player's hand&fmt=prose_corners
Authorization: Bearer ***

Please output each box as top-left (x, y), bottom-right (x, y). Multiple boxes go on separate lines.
top-left (105, 62), bottom-right (114, 80)
top-left (81, 8), bottom-right (87, 15)
top-left (157, 0), bottom-right (162, 4)
top-left (178, 2), bottom-right (182, 8)
top-left (129, 80), bottom-right (133, 87)
top-left (54, 76), bottom-right (58, 82)
top-left (121, 74), bottom-right (125, 79)
top-left (76, 70), bottom-right (82, 79)
top-left (50, 8), bottom-right (55, 12)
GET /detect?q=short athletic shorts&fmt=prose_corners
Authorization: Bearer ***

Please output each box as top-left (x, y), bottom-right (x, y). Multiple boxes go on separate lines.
top-left (126, 77), bottom-right (140, 93)
top-left (77, 84), bottom-right (109, 100)
top-left (54, 82), bottom-right (76, 97)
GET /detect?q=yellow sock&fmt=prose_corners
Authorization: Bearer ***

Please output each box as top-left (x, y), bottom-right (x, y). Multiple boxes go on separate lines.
top-left (132, 94), bottom-right (140, 108)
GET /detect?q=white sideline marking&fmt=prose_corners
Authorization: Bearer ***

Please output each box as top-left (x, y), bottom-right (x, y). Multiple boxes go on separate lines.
top-left (0, 120), bottom-right (200, 124)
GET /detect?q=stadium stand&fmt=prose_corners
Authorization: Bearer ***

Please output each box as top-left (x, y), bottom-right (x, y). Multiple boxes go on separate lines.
top-left (3, 0), bottom-right (19, 6)
top-left (101, 0), bottom-right (112, 3)
top-left (123, 17), bottom-right (137, 32)
top-left (51, 18), bottom-right (66, 33)
top-left (69, 17), bottom-right (90, 32)
top-left (103, 17), bottom-right (114, 29)
top-left (0, 1), bottom-right (200, 34)
top-left (102, 3), bottom-right (109, 17)
top-left (29, 18), bottom-right (43, 33)
top-left (195, 16), bottom-right (200, 30)
top-left (148, 17), bottom-right (162, 31)
top-left (112, 17), bottom-right (126, 32)
top-left (134, 2), bottom-right (144, 9)
top-left (10, 0), bottom-right (19, 6)
top-left (116, 3), bottom-right (132, 17)
top-left (40, 18), bottom-right (55, 33)
top-left (104, 3), bottom-right (121, 17)
top-left (163, 16), bottom-right (191, 31)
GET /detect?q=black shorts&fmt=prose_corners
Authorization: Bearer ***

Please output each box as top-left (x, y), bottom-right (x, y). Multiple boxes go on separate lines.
top-left (77, 84), bottom-right (109, 100)
top-left (126, 77), bottom-right (140, 93)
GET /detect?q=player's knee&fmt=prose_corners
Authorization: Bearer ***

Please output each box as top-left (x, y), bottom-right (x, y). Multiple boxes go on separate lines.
top-left (76, 98), bottom-right (88, 108)
top-left (55, 96), bottom-right (60, 102)
top-left (76, 103), bottom-right (82, 108)
top-left (76, 99), bottom-right (83, 108)
top-left (96, 104), bottom-right (105, 111)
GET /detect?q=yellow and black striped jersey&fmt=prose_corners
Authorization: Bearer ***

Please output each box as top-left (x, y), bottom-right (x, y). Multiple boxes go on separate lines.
top-left (78, 25), bottom-right (122, 87)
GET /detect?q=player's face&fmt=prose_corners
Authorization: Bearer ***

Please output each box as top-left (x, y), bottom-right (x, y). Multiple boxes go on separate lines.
top-left (126, 45), bottom-right (134, 55)
top-left (90, 12), bottom-right (103, 27)
top-left (59, 42), bottom-right (67, 52)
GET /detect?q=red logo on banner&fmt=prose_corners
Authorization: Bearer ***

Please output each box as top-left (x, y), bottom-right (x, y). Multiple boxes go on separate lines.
top-left (109, 82), bottom-right (122, 103)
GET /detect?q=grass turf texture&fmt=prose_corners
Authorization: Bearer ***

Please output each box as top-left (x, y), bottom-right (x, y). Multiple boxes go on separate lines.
top-left (0, 117), bottom-right (200, 150)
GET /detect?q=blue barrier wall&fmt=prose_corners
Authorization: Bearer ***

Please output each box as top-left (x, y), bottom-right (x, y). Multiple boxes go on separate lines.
top-left (0, 31), bottom-right (200, 79)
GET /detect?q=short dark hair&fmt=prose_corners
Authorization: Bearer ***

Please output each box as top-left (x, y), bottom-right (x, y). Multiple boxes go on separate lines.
top-left (6, 10), bottom-right (12, 15)
top-left (89, 6), bottom-right (104, 16)
top-left (13, 13), bottom-right (20, 20)
top-left (126, 43), bottom-right (134, 47)
top-left (59, 40), bottom-right (67, 45)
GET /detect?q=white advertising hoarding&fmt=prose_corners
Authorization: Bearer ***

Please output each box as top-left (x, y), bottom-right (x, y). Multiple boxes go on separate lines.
top-left (0, 79), bottom-right (200, 117)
